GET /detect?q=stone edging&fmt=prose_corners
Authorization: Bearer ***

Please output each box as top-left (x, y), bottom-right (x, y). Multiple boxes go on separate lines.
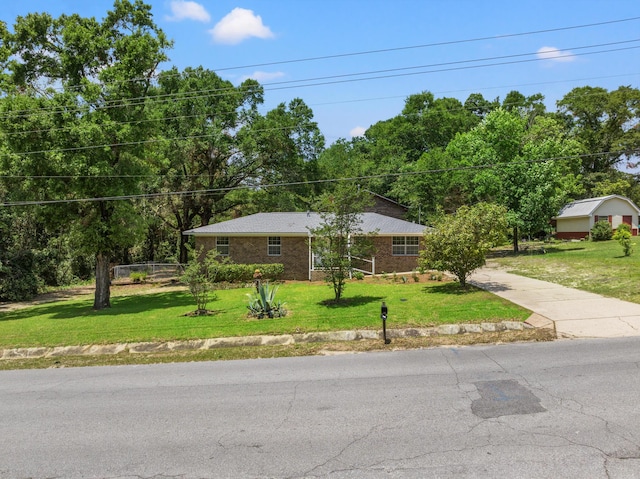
top-left (0, 321), bottom-right (532, 360)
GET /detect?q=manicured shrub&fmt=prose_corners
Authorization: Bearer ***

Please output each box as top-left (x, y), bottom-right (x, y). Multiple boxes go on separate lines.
top-left (215, 263), bottom-right (284, 283)
top-left (590, 221), bottom-right (613, 241)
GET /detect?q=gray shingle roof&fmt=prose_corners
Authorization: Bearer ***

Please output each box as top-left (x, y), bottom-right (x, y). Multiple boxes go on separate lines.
top-left (183, 212), bottom-right (427, 236)
top-left (556, 195), bottom-right (640, 219)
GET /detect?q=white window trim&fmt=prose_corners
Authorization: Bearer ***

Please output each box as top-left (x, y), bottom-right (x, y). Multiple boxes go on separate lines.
top-left (268, 236), bottom-right (281, 256)
top-left (216, 236), bottom-right (229, 256)
top-left (392, 236), bottom-right (419, 256)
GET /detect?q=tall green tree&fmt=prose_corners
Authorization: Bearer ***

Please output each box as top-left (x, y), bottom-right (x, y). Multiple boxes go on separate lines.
top-left (557, 86), bottom-right (640, 173)
top-left (148, 68), bottom-right (324, 263)
top-left (0, 0), bottom-right (172, 309)
top-left (240, 97), bottom-right (325, 212)
top-left (446, 109), bottom-right (582, 252)
top-left (148, 67), bottom-right (263, 264)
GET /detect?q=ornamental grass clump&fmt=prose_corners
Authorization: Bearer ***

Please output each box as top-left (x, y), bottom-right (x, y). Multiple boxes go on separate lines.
top-left (246, 282), bottom-right (287, 319)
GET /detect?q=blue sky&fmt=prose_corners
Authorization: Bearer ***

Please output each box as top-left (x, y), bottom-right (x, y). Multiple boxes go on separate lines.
top-left (2, 1), bottom-right (639, 145)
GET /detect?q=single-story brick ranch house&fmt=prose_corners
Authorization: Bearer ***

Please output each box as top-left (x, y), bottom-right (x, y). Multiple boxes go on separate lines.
top-left (553, 195), bottom-right (640, 240)
top-left (183, 212), bottom-right (428, 280)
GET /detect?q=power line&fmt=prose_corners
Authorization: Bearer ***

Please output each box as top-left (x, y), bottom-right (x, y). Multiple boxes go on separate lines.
top-left (264, 45), bottom-right (640, 92)
top-left (1, 69), bottom-right (638, 160)
top-left (7, 15), bottom-right (638, 95)
top-left (213, 17), bottom-right (640, 71)
top-left (2, 150), bottom-right (636, 207)
top-left (4, 71), bottom-right (637, 141)
top-left (1, 37), bottom-right (637, 121)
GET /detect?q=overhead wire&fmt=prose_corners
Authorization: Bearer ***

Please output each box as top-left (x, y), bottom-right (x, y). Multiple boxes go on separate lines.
top-left (0, 41), bottom-right (637, 147)
top-left (1, 149), bottom-right (637, 207)
top-left (7, 15), bottom-right (639, 93)
top-left (0, 37), bottom-right (638, 121)
top-left (2, 70), bottom-right (637, 141)
top-left (213, 16), bottom-right (640, 71)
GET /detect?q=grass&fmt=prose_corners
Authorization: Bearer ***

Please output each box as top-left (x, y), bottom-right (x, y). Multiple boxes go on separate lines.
top-left (492, 237), bottom-right (640, 303)
top-left (0, 276), bottom-right (530, 349)
top-left (0, 329), bottom-right (555, 371)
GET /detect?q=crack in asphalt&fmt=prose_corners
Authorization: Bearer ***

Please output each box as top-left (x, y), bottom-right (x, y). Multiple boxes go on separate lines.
top-left (273, 382), bottom-right (299, 435)
top-left (299, 424), bottom-right (386, 478)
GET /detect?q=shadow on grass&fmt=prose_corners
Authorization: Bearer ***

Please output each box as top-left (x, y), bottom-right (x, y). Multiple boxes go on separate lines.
top-left (490, 246), bottom-right (586, 258)
top-left (0, 291), bottom-right (195, 321)
top-left (319, 295), bottom-right (385, 308)
top-left (422, 282), bottom-right (480, 295)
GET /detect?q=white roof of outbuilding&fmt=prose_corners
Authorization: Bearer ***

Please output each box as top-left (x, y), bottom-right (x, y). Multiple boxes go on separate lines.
top-left (183, 212), bottom-right (428, 236)
top-left (555, 195), bottom-right (640, 219)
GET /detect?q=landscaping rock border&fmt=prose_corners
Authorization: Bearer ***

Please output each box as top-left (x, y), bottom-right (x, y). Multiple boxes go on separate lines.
top-left (0, 321), bottom-right (533, 360)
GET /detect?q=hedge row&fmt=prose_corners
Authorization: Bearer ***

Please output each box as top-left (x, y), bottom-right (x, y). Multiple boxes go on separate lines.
top-left (214, 263), bottom-right (284, 283)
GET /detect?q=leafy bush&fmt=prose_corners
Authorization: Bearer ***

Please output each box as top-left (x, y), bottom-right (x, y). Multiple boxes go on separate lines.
top-left (0, 250), bottom-right (42, 301)
top-left (420, 202), bottom-right (507, 288)
top-left (215, 263), bottom-right (284, 283)
top-left (353, 271), bottom-right (365, 280)
top-left (246, 282), bottom-right (287, 319)
top-left (590, 221), bottom-right (613, 241)
top-left (613, 223), bottom-right (633, 256)
top-left (130, 271), bottom-right (148, 283)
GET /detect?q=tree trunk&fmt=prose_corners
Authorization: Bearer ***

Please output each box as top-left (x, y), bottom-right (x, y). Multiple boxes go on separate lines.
top-left (513, 226), bottom-right (519, 254)
top-left (94, 252), bottom-right (111, 310)
top-left (179, 233), bottom-right (189, 265)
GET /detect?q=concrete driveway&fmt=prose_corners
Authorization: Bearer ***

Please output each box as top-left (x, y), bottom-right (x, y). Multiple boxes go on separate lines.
top-left (470, 263), bottom-right (640, 338)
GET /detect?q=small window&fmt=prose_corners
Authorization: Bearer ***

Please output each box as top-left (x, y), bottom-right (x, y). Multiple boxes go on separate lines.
top-left (268, 236), bottom-right (281, 256)
top-left (392, 236), bottom-right (419, 256)
top-left (216, 237), bottom-right (229, 256)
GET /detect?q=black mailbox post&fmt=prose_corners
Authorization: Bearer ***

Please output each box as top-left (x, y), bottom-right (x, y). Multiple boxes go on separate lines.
top-left (381, 302), bottom-right (391, 344)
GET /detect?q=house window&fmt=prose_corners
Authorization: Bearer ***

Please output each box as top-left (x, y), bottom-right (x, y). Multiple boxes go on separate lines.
top-left (392, 236), bottom-right (419, 256)
top-left (268, 236), bottom-right (281, 256)
top-left (216, 237), bottom-right (229, 256)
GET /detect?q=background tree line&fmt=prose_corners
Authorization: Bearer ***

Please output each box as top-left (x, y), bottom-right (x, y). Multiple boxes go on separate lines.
top-left (0, 1), bottom-right (638, 306)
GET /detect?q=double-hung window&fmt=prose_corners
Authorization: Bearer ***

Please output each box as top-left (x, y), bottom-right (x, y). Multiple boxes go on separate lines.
top-left (392, 236), bottom-right (419, 256)
top-left (268, 236), bottom-right (281, 256)
top-left (216, 237), bottom-right (229, 256)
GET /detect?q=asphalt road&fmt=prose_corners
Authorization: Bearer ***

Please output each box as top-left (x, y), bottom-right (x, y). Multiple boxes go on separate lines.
top-left (2, 338), bottom-right (640, 478)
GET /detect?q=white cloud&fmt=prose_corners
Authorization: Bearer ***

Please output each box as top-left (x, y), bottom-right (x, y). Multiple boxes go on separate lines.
top-left (350, 126), bottom-right (366, 138)
top-left (209, 8), bottom-right (274, 45)
top-left (165, 1), bottom-right (211, 22)
top-left (536, 46), bottom-right (576, 63)
top-left (240, 71), bottom-right (285, 83)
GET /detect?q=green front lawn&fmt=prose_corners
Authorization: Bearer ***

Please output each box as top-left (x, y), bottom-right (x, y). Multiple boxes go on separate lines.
top-left (0, 278), bottom-right (529, 349)
top-left (493, 237), bottom-right (640, 303)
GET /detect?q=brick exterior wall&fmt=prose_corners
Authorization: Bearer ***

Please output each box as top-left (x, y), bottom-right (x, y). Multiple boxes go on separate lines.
top-left (555, 231), bottom-right (589, 240)
top-left (196, 234), bottom-right (422, 281)
top-left (372, 237), bottom-right (421, 273)
top-left (196, 235), bottom-right (310, 280)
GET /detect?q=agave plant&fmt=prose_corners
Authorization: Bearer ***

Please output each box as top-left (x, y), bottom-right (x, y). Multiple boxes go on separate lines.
top-left (246, 282), bottom-right (287, 319)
